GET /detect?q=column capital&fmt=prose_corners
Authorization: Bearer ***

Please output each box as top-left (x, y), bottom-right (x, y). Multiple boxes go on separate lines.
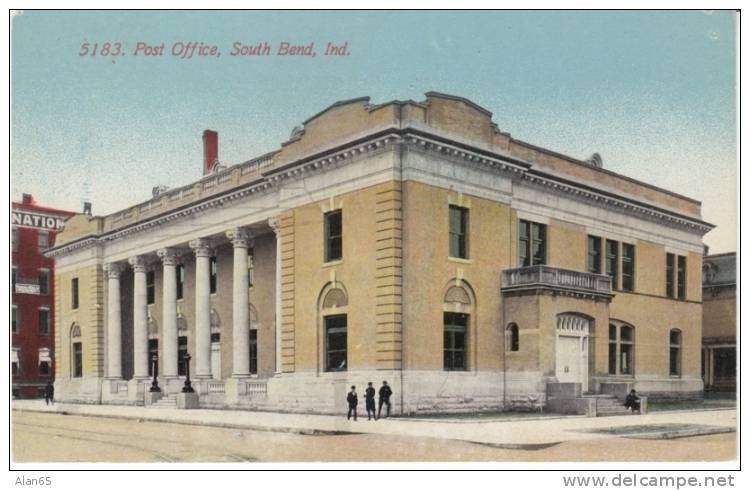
top-left (157, 248), bottom-right (180, 266)
top-left (189, 238), bottom-right (214, 257)
top-left (268, 216), bottom-right (281, 235)
top-left (226, 228), bottom-right (252, 248)
top-left (103, 262), bottom-right (125, 279)
top-left (128, 255), bottom-right (150, 273)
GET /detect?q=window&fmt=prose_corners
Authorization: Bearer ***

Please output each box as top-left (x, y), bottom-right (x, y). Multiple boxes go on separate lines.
top-left (148, 339), bottom-right (159, 377)
top-left (210, 332), bottom-right (221, 343)
top-left (71, 277), bottom-right (79, 310)
top-left (620, 325), bottom-right (634, 375)
top-left (519, 220), bottom-right (546, 266)
top-left (210, 256), bottom-right (218, 294)
top-left (666, 253), bottom-right (675, 297)
top-left (677, 256), bottom-right (687, 300)
top-left (587, 235), bottom-right (602, 274)
top-left (609, 322), bottom-right (635, 376)
top-left (605, 239), bottom-right (618, 288)
top-left (12, 267), bottom-right (17, 292)
top-left (38, 269), bottom-right (50, 295)
top-left (621, 244), bottom-right (635, 292)
top-left (39, 307), bottom-right (50, 335)
top-left (12, 305), bottom-right (19, 334)
top-left (12, 361), bottom-right (19, 376)
top-left (178, 336), bottom-right (189, 376)
top-left (325, 315), bottom-right (347, 371)
top-left (608, 324), bottom-right (617, 375)
top-left (324, 210), bottom-right (343, 262)
top-left (176, 264), bottom-right (185, 300)
top-left (39, 361), bottom-right (50, 376)
top-left (449, 205), bottom-right (469, 259)
top-left (669, 329), bottom-right (682, 376)
top-left (249, 330), bottom-right (258, 374)
top-left (444, 312), bottom-right (468, 370)
top-left (72, 342), bottom-right (83, 378)
top-left (38, 230), bottom-right (49, 251)
top-left (12, 227), bottom-right (19, 251)
top-left (506, 323), bottom-right (519, 352)
top-left (146, 271), bottom-right (155, 305)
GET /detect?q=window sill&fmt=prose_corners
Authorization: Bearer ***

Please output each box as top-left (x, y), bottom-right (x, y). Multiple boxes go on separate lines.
top-left (322, 260), bottom-right (343, 268)
top-left (448, 256), bottom-right (472, 265)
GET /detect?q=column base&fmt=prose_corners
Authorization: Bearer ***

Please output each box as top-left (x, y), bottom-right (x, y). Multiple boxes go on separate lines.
top-left (225, 376), bottom-right (249, 403)
top-left (127, 378), bottom-right (149, 402)
top-left (177, 392), bottom-right (199, 409)
top-left (144, 390), bottom-right (164, 405)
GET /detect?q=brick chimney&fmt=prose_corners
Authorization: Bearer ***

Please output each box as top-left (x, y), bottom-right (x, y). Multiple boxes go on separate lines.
top-left (203, 130), bottom-right (218, 175)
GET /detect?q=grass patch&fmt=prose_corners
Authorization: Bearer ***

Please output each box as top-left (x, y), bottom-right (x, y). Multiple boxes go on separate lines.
top-left (648, 399), bottom-right (736, 412)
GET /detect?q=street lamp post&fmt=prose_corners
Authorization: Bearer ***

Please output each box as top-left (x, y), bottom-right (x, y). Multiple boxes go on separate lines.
top-left (149, 354), bottom-right (161, 392)
top-left (182, 352), bottom-right (194, 393)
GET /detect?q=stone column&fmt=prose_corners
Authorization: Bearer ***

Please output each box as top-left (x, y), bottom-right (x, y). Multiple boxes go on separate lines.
top-left (128, 256), bottom-right (149, 379)
top-left (104, 262), bottom-right (124, 379)
top-left (227, 228), bottom-right (251, 378)
top-left (157, 248), bottom-right (179, 378)
top-left (190, 238), bottom-right (213, 378)
top-left (269, 217), bottom-right (282, 374)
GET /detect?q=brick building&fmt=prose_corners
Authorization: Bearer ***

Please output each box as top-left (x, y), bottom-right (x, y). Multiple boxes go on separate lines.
top-left (12, 194), bottom-right (75, 398)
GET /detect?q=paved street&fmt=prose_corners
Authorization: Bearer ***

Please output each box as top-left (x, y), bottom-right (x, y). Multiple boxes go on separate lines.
top-left (12, 404), bottom-right (737, 463)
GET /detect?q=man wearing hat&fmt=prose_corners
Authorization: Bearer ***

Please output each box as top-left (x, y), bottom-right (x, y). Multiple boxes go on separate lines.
top-left (346, 385), bottom-right (358, 421)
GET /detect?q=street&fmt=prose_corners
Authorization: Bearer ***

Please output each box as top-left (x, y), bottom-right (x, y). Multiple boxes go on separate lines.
top-left (12, 411), bottom-right (736, 463)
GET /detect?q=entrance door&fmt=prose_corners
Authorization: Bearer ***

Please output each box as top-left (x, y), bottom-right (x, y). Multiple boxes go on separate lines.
top-left (555, 314), bottom-right (591, 391)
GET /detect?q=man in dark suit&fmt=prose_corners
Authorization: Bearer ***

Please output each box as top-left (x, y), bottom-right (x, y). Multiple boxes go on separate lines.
top-left (378, 380), bottom-right (392, 419)
top-left (346, 385), bottom-right (358, 421)
top-left (44, 381), bottom-right (54, 405)
top-left (365, 382), bottom-right (376, 420)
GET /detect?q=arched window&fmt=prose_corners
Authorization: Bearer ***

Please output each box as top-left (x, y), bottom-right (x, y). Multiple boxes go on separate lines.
top-left (506, 323), bottom-right (519, 352)
top-left (443, 280), bottom-right (475, 371)
top-left (669, 329), bottom-right (682, 376)
top-left (70, 323), bottom-right (82, 378)
top-left (318, 282), bottom-right (349, 372)
top-left (608, 320), bottom-right (635, 376)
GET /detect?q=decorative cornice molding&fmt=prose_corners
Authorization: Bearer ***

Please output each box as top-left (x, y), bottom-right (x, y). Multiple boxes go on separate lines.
top-left (44, 127), bottom-right (712, 258)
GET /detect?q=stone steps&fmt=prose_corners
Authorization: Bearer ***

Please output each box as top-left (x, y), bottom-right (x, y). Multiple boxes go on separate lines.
top-left (148, 395), bottom-right (177, 409)
top-left (586, 395), bottom-right (637, 416)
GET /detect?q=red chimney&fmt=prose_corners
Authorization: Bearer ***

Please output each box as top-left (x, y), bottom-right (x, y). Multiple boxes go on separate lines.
top-left (203, 130), bottom-right (218, 175)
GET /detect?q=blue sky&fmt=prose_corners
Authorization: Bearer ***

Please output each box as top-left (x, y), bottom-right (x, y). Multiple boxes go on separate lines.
top-left (11, 10), bottom-right (737, 252)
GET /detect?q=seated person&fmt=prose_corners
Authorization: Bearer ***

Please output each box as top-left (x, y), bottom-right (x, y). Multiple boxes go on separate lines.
top-left (624, 389), bottom-right (641, 412)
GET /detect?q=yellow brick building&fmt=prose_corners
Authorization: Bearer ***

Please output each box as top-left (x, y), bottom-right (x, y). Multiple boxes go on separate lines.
top-left (47, 93), bottom-right (713, 413)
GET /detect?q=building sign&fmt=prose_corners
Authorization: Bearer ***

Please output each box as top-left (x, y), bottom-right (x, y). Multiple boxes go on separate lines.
top-left (12, 211), bottom-right (66, 230)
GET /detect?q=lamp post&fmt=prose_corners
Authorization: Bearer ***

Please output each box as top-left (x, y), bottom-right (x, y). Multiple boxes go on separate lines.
top-left (182, 352), bottom-right (194, 393)
top-left (149, 354), bottom-right (161, 392)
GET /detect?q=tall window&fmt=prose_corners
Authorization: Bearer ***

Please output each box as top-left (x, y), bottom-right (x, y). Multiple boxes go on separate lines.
top-left (39, 349), bottom-right (51, 376)
top-left (608, 324), bottom-right (617, 375)
top-left (587, 235), bottom-right (602, 274)
top-left (325, 315), bottom-right (347, 371)
top-left (444, 312), bottom-right (468, 370)
top-left (519, 220), bottom-right (546, 266)
top-left (12, 227), bottom-right (19, 251)
top-left (38, 307), bottom-right (50, 335)
top-left (210, 256), bottom-right (218, 294)
top-left (605, 239), bottom-right (618, 287)
top-left (621, 243), bottom-right (635, 292)
top-left (12, 305), bottom-right (19, 334)
top-left (178, 336), bottom-right (188, 376)
top-left (38, 269), bottom-right (50, 295)
top-left (38, 230), bottom-right (49, 251)
top-left (324, 210), bottom-right (343, 262)
top-left (72, 342), bottom-right (83, 378)
top-left (148, 339), bottom-right (159, 377)
top-left (71, 277), bottom-right (79, 310)
top-left (12, 267), bottom-right (17, 292)
top-left (39, 360), bottom-right (50, 376)
top-left (249, 330), bottom-right (258, 374)
top-left (146, 271), bottom-right (155, 305)
top-left (506, 323), bottom-right (519, 352)
top-left (176, 264), bottom-right (185, 300)
top-left (666, 253), bottom-right (675, 297)
top-left (677, 256), bottom-right (687, 300)
top-left (620, 325), bottom-right (634, 375)
top-left (609, 322), bottom-right (635, 376)
top-left (669, 329), bottom-right (682, 376)
top-left (449, 205), bottom-right (469, 259)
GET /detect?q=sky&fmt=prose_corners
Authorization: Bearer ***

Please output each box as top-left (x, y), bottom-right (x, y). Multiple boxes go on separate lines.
top-left (10, 10), bottom-right (737, 253)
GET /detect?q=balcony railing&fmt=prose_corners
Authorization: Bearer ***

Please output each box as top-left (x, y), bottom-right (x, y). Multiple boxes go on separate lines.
top-left (502, 265), bottom-right (612, 297)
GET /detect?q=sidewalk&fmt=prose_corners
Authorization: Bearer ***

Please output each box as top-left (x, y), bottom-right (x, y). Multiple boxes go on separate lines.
top-left (12, 400), bottom-right (736, 449)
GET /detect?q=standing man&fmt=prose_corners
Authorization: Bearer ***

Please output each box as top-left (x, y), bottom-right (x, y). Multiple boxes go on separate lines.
top-left (346, 385), bottom-right (358, 421)
top-left (378, 380), bottom-right (392, 419)
top-left (365, 382), bottom-right (376, 420)
top-left (44, 381), bottom-right (54, 406)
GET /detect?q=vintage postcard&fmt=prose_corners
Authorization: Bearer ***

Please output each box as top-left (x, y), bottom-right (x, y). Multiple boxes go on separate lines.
top-left (8, 8), bottom-right (739, 483)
